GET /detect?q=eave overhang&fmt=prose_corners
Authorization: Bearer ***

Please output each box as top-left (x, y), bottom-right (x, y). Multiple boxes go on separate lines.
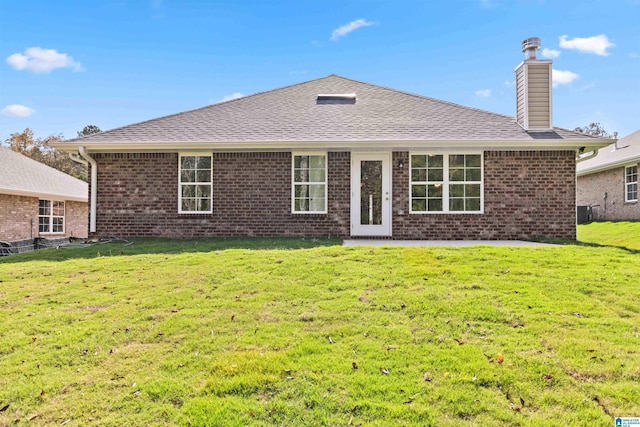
top-left (0, 187), bottom-right (88, 203)
top-left (54, 138), bottom-right (612, 154)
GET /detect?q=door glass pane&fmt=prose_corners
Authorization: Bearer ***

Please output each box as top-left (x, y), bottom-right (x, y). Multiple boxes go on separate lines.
top-left (360, 160), bottom-right (382, 225)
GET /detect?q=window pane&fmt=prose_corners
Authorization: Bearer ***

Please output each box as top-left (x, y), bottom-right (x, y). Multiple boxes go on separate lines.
top-left (412, 199), bottom-right (426, 212)
top-left (466, 155), bottom-right (481, 167)
top-left (294, 156), bottom-right (308, 169)
top-left (308, 184), bottom-right (325, 198)
top-left (428, 199), bottom-right (443, 211)
top-left (295, 198), bottom-right (309, 211)
top-left (182, 185), bottom-right (195, 197)
top-left (309, 155), bottom-right (325, 169)
top-left (309, 168), bottom-right (325, 182)
top-left (466, 198), bottom-right (481, 211)
top-left (309, 196), bottom-right (325, 211)
top-left (449, 169), bottom-right (464, 182)
top-left (411, 155), bottom-right (426, 168)
top-left (197, 156), bottom-right (211, 169)
top-left (428, 155), bottom-right (443, 167)
top-left (39, 217), bottom-right (49, 233)
top-left (295, 184), bottom-right (309, 198)
top-left (196, 170), bottom-right (210, 183)
top-left (466, 168), bottom-right (482, 182)
top-left (450, 198), bottom-right (464, 211)
top-left (182, 199), bottom-right (195, 211)
top-left (449, 155), bottom-right (465, 167)
top-left (412, 185), bottom-right (426, 198)
top-left (466, 184), bottom-right (481, 197)
top-left (197, 185), bottom-right (211, 198)
top-left (412, 169), bottom-right (426, 182)
top-left (181, 170), bottom-right (195, 183)
top-left (181, 156), bottom-right (196, 169)
top-left (53, 201), bottom-right (65, 216)
top-left (427, 184), bottom-right (443, 198)
top-left (39, 200), bottom-right (50, 216)
top-left (450, 184), bottom-right (465, 198)
top-left (427, 169), bottom-right (443, 181)
top-left (198, 199), bottom-right (211, 212)
top-left (53, 218), bottom-right (64, 232)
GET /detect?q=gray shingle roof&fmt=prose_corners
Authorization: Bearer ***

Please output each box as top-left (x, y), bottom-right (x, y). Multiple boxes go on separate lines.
top-left (66, 75), bottom-right (596, 145)
top-left (0, 147), bottom-right (88, 202)
top-left (577, 130), bottom-right (640, 175)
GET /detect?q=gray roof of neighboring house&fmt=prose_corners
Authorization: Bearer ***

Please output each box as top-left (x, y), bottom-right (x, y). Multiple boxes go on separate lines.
top-left (0, 147), bottom-right (88, 202)
top-left (577, 130), bottom-right (640, 175)
top-left (62, 74), bottom-right (597, 147)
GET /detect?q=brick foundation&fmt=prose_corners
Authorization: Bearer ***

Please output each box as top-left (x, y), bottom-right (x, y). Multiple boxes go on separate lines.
top-left (90, 150), bottom-right (576, 240)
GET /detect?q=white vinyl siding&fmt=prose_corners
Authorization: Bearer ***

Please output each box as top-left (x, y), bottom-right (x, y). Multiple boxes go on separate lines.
top-left (39, 200), bottom-right (65, 234)
top-left (179, 154), bottom-right (212, 213)
top-left (410, 153), bottom-right (483, 213)
top-left (625, 165), bottom-right (638, 202)
top-left (292, 153), bottom-right (327, 213)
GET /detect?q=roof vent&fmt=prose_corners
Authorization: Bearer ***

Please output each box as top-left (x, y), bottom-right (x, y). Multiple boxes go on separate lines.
top-left (521, 37), bottom-right (541, 60)
top-left (317, 93), bottom-right (356, 104)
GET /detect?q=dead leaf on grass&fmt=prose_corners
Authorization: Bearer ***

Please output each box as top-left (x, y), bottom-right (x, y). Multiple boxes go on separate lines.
top-left (380, 368), bottom-right (390, 375)
top-left (495, 353), bottom-right (505, 364)
top-left (454, 338), bottom-right (465, 345)
top-left (0, 404), bottom-right (9, 412)
top-left (28, 413), bottom-right (41, 421)
top-left (352, 362), bottom-right (358, 370)
top-left (423, 372), bottom-right (432, 382)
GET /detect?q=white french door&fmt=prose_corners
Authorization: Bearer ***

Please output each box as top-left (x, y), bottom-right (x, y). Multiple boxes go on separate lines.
top-left (350, 153), bottom-right (392, 236)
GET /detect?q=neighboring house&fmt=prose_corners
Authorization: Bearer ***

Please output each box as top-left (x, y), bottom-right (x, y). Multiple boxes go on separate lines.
top-left (577, 130), bottom-right (640, 220)
top-left (0, 147), bottom-right (88, 243)
top-left (55, 38), bottom-right (610, 241)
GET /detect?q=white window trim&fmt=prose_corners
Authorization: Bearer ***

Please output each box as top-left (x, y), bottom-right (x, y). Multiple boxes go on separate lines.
top-left (625, 164), bottom-right (638, 203)
top-left (178, 152), bottom-right (213, 214)
top-left (291, 152), bottom-right (328, 214)
top-left (39, 199), bottom-right (65, 234)
top-left (409, 152), bottom-right (484, 214)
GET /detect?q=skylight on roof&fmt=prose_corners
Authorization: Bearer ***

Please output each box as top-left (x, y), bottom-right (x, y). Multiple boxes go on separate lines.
top-left (316, 93), bottom-right (356, 104)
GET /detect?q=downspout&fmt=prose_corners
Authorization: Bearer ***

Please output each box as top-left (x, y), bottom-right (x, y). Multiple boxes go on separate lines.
top-left (78, 147), bottom-right (97, 233)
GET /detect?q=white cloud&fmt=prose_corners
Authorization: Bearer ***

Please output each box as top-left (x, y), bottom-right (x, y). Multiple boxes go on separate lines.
top-left (6, 47), bottom-right (84, 73)
top-left (559, 34), bottom-right (615, 56)
top-left (552, 69), bottom-right (579, 87)
top-left (330, 19), bottom-right (374, 41)
top-left (541, 48), bottom-right (561, 59)
top-left (504, 80), bottom-right (515, 86)
top-left (1, 104), bottom-right (35, 117)
top-left (219, 93), bottom-right (244, 103)
top-left (475, 89), bottom-right (491, 97)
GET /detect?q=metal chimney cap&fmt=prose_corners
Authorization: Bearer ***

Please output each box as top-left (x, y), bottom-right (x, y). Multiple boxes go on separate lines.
top-left (521, 37), bottom-right (541, 52)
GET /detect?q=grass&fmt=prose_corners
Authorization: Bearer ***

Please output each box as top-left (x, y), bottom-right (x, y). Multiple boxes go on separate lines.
top-left (578, 220), bottom-right (640, 251)
top-left (1, 230), bottom-right (639, 426)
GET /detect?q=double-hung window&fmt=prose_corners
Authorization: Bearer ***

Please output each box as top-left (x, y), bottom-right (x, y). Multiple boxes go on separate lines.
top-left (292, 153), bottom-right (327, 213)
top-left (410, 153), bottom-right (483, 213)
top-left (179, 154), bottom-right (212, 213)
top-left (39, 200), bottom-right (65, 233)
top-left (625, 165), bottom-right (638, 202)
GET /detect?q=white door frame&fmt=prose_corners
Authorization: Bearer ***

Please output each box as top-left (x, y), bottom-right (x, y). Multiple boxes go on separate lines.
top-left (350, 152), bottom-right (392, 237)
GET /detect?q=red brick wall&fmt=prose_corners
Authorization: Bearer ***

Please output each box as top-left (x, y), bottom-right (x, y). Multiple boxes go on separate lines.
top-left (392, 150), bottom-right (576, 240)
top-left (0, 194), bottom-right (88, 241)
top-left (91, 152), bottom-right (350, 238)
top-left (577, 165), bottom-right (640, 220)
top-left (90, 150), bottom-right (576, 240)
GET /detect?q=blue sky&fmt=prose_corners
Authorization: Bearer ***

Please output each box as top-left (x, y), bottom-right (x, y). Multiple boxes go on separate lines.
top-left (1, 0), bottom-right (638, 141)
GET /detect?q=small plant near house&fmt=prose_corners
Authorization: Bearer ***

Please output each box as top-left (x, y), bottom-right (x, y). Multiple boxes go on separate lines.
top-left (0, 232), bottom-right (639, 426)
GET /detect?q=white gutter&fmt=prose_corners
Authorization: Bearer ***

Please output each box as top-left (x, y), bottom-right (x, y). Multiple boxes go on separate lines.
top-left (576, 148), bottom-right (599, 163)
top-left (78, 146), bottom-right (97, 233)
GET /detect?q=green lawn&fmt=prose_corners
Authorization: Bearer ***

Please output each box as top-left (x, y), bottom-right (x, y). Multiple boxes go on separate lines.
top-left (1, 231), bottom-right (639, 426)
top-left (578, 220), bottom-right (640, 251)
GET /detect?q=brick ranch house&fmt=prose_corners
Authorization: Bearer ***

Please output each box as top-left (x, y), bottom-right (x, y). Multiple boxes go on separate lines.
top-left (577, 130), bottom-right (640, 220)
top-left (56, 38), bottom-right (610, 241)
top-left (0, 146), bottom-right (88, 246)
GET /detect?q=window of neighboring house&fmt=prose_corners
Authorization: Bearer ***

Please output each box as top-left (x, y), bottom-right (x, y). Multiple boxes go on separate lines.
top-left (626, 165), bottom-right (638, 202)
top-left (410, 153), bottom-right (483, 213)
top-left (39, 200), bottom-right (65, 233)
top-left (179, 154), bottom-right (212, 213)
top-left (292, 153), bottom-right (327, 213)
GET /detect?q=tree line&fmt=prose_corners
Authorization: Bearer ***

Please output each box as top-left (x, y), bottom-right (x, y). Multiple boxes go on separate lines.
top-left (1, 125), bottom-right (101, 182)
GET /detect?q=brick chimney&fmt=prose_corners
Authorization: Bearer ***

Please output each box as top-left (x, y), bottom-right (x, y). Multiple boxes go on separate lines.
top-left (515, 37), bottom-right (553, 131)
